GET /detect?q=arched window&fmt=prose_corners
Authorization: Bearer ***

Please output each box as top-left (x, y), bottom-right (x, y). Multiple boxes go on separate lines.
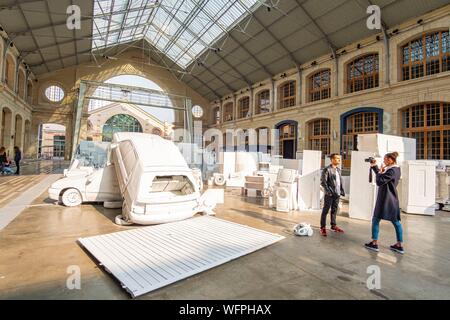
top-left (346, 53), bottom-right (379, 93)
top-left (255, 90), bottom-right (270, 114)
top-left (238, 97), bottom-right (250, 119)
top-left (102, 114), bottom-right (143, 142)
top-left (18, 70), bottom-right (25, 98)
top-left (5, 54), bottom-right (15, 90)
top-left (401, 102), bottom-right (450, 159)
top-left (279, 81), bottom-right (296, 109)
top-left (308, 119), bottom-right (330, 157)
top-left (401, 31), bottom-right (450, 81)
top-left (309, 69), bottom-right (331, 102)
top-left (223, 102), bottom-right (233, 122)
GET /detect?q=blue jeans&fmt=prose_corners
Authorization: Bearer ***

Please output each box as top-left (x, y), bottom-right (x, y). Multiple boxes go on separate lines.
top-left (372, 216), bottom-right (403, 243)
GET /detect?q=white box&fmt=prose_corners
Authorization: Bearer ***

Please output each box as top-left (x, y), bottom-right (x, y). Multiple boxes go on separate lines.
top-left (298, 150), bottom-right (322, 210)
top-left (357, 133), bottom-right (416, 162)
top-left (348, 151), bottom-right (381, 221)
top-left (401, 160), bottom-right (437, 215)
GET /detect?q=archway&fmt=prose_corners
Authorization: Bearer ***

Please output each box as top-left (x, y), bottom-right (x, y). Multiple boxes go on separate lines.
top-left (275, 120), bottom-right (298, 159)
top-left (1, 107), bottom-right (13, 153)
top-left (102, 114), bottom-right (143, 142)
top-left (37, 123), bottom-right (66, 159)
top-left (14, 114), bottom-right (23, 149)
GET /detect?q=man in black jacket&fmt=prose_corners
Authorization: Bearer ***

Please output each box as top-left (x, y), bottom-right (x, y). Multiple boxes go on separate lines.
top-left (320, 153), bottom-right (345, 236)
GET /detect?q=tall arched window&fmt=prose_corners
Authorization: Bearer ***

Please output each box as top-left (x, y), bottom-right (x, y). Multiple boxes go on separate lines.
top-left (347, 53), bottom-right (379, 93)
top-left (279, 81), bottom-right (296, 109)
top-left (401, 31), bottom-right (450, 81)
top-left (309, 69), bottom-right (331, 102)
top-left (102, 114), bottom-right (143, 142)
top-left (401, 102), bottom-right (450, 159)
top-left (255, 90), bottom-right (270, 114)
top-left (223, 102), bottom-right (233, 122)
top-left (238, 97), bottom-right (250, 119)
top-left (5, 54), bottom-right (15, 90)
top-left (308, 119), bottom-right (330, 157)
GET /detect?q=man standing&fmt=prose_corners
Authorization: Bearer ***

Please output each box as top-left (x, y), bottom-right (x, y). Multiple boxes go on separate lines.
top-left (320, 153), bottom-right (345, 236)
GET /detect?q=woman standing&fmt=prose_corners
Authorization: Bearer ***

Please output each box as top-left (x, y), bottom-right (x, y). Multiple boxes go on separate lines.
top-left (364, 152), bottom-right (405, 254)
top-left (14, 146), bottom-right (22, 175)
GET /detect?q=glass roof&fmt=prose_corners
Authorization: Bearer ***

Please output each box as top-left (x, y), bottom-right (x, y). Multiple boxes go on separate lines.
top-left (92, 0), bottom-right (260, 69)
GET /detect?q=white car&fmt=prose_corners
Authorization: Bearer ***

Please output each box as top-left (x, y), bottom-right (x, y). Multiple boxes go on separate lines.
top-left (110, 132), bottom-right (217, 225)
top-left (48, 161), bottom-right (122, 207)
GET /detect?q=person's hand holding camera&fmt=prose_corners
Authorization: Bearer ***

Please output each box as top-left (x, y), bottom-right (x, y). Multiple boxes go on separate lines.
top-left (369, 159), bottom-right (377, 167)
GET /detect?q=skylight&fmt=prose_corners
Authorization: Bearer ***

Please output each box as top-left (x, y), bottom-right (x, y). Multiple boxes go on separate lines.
top-left (92, 0), bottom-right (260, 69)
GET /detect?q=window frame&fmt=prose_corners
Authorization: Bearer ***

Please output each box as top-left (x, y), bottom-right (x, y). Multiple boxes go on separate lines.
top-left (401, 102), bottom-right (450, 160)
top-left (278, 81), bottom-right (296, 109)
top-left (309, 69), bottom-right (331, 102)
top-left (308, 118), bottom-right (331, 157)
top-left (238, 96), bottom-right (250, 119)
top-left (346, 53), bottom-right (379, 93)
top-left (401, 30), bottom-right (450, 81)
top-left (255, 89), bottom-right (271, 114)
top-left (223, 102), bottom-right (234, 122)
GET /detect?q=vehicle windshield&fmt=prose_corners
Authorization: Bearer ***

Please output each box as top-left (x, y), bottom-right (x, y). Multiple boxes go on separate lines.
top-left (72, 141), bottom-right (110, 169)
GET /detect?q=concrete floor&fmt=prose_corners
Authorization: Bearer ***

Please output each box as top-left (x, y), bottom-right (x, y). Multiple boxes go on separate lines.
top-left (0, 178), bottom-right (449, 299)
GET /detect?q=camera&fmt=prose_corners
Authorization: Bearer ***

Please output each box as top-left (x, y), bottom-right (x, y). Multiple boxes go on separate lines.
top-left (364, 157), bottom-right (375, 163)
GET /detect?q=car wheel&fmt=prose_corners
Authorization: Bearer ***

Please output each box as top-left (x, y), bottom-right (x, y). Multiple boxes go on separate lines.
top-left (61, 188), bottom-right (82, 207)
top-left (115, 215), bottom-right (132, 226)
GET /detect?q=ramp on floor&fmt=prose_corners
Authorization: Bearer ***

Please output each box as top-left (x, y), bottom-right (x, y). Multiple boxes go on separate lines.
top-left (78, 216), bottom-right (284, 297)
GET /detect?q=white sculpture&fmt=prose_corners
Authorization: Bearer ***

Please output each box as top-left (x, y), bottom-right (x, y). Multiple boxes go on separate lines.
top-left (49, 133), bottom-right (223, 225)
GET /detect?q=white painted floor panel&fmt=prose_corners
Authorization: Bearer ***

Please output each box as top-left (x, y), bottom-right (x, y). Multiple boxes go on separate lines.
top-left (78, 216), bottom-right (285, 297)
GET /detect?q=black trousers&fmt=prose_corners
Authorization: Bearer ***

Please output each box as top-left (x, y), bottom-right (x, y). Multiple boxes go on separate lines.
top-left (15, 160), bottom-right (20, 175)
top-left (320, 194), bottom-right (340, 228)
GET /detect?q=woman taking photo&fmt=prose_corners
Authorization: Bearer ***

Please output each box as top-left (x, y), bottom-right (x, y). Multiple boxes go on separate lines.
top-left (364, 151), bottom-right (405, 254)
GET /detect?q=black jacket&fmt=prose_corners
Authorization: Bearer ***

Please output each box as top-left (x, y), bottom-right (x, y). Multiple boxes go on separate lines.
top-left (0, 152), bottom-right (7, 164)
top-left (321, 165), bottom-right (345, 197)
top-left (371, 165), bottom-right (401, 222)
top-left (14, 151), bottom-right (22, 162)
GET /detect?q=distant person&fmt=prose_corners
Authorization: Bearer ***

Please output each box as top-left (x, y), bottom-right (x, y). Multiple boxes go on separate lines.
top-left (320, 153), bottom-right (345, 236)
top-left (0, 147), bottom-right (6, 173)
top-left (364, 152), bottom-right (404, 254)
top-left (14, 146), bottom-right (22, 175)
top-left (0, 147), bottom-right (13, 175)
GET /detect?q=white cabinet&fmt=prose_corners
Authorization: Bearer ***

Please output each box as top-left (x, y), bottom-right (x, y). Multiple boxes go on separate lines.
top-left (401, 160), bottom-right (437, 215)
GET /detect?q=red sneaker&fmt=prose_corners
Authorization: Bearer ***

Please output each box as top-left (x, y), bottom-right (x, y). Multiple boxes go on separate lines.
top-left (331, 225), bottom-right (344, 233)
top-left (320, 227), bottom-right (327, 237)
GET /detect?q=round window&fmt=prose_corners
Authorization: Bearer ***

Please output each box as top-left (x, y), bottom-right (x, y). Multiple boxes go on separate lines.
top-left (45, 85), bottom-right (65, 102)
top-left (192, 105), bottom-right (203, 118)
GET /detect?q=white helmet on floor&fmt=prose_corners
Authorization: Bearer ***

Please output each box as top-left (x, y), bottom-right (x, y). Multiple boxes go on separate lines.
top-left (293, 223), bottom-right (313, 237)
